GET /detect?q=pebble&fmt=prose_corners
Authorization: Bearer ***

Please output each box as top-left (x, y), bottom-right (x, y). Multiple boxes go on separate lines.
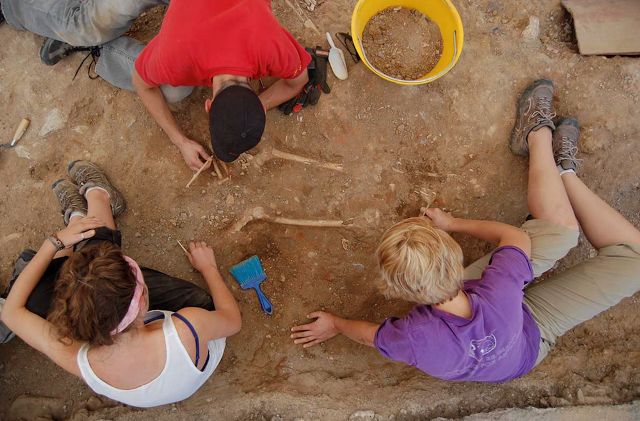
top-left (308, 251), bottom-right (317, 258)
top-left (134, 232), bottom-right (142, 238)
top-left (226, 194), bottom-right (235, 205)
top-left (521, 16), bottom-right (540, 40)
top-left (180, 212), bottom-right (187, 220)
top-left (577, 388), bottom-right (585, 404)
top-left (396, 124), bottom-right (405, 133)
top-left (349, 410), bottom-right (375, 420)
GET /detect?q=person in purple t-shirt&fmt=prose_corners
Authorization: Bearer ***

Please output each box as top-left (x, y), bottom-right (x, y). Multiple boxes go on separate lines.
top-left (289, 79), bottom-right (640, 383)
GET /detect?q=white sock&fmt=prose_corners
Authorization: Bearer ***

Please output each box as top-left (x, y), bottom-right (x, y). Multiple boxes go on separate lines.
top-left (557, 164), bottom-right (575, 177)
top-left (84, 186), bottom-right (110, 200)
top-left (69, 211), bottom-right (87, 220)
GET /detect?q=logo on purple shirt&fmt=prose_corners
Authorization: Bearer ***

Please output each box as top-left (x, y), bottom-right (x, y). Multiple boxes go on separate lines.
top-left (469, 334), bottom-right (497, 361)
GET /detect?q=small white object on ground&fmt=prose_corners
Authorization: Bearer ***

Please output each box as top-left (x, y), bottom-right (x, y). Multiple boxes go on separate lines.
top-left (326, 32), bottom-right (349, 80)
top-left (522, 17), bottom-right (540, 40)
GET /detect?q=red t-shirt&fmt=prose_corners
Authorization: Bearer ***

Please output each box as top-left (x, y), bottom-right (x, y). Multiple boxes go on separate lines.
top-left (135, 0), bottom-right (311, 87)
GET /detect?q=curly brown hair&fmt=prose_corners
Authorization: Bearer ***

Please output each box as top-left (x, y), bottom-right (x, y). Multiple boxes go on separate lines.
top-left (47, 242), bottom-right (138, 346)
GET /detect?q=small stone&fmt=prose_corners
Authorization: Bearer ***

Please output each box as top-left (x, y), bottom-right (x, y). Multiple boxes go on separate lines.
top-left (349, 410), bottom-right (375, 420)
top-left (521, 16), bottom-right (540, 40)
top-left (134, 232), bottom-right (142, 238)
top-left (206, 398), bottom-right (213, 403)
top-left (226, 194), bottom-right (235, 206)
top-left (539, 397), bottom-right (549, 407)
top-left (577, 388), bottom-right (585, 404)
top-left (308, 251), bottom-right (317, 258)
top-left (396, 124), bottom-right (405, 133)
top-left (180, 212), bottom-right (188, 220)
top-left (39, 108), bottom-right (67, 138)
top-left (85, 396), bottom-right (103, 411)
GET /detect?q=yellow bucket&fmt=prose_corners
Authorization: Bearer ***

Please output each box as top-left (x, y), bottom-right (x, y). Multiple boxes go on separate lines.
top-left (351, 0), bottom-right (464, 85)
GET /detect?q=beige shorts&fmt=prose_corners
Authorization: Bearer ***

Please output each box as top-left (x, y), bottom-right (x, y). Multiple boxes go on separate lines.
top-left (463, 219), bottom-right (640, 366)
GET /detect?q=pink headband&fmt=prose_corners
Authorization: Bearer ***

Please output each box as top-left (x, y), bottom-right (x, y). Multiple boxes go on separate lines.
top-left (110, 256), bottom-right (145, 336)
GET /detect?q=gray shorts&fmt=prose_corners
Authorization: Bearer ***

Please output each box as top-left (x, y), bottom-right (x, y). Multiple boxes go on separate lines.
top-left (463, 219), bottom-right (640, 366)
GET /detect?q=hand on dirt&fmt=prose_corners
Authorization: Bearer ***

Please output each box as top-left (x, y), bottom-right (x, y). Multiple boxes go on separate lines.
top-left (56, 216), bottom-right (104, 247)
top-left (423, 208), bottom-right (455, 232)
top-left (290, 311), bottom-right (339, 348)
top-left (179, 139), bottom-right (212, 172)
top-left (186, 241), bottom-right (219, 273)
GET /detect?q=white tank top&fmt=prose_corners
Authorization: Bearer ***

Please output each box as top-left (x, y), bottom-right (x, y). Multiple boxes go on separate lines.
top-left (77, 310), bottom-right (226, 408)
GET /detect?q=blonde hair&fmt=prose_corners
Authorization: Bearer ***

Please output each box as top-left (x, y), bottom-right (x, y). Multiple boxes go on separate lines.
top-left (375, 217), bottom-right (464, 304)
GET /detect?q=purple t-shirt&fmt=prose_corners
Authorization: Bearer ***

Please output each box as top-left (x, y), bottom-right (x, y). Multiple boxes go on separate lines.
top-left (374, 246), bottom-right (541, 383)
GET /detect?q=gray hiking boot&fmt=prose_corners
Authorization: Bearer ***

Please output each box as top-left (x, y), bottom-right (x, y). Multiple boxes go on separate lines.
top-left (553, 117), bottom-right (581, 173)
top-left (0, 299), bottom-right (16, 344)
top-left (509, 79), bottom-right (557, 155)
top-left (68, 160), bottom-right (126, 217)
top-left (52, 179), bottom-right (88, 225)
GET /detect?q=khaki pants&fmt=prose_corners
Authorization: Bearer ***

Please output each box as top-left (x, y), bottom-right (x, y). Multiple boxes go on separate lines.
top-left (464, 219), bottom-right (640, 366)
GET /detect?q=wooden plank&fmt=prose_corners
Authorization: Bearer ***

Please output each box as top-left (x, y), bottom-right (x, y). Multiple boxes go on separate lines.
top-left (562, 0), bottom-right (640, 55)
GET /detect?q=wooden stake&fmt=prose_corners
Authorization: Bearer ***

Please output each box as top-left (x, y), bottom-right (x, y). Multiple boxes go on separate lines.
top-left (219, 161), bottom-right (229, 176)
top-left (212, 159), bottom-right (223, 180)
top-left (186, 159), bottom-right (211, 188)
top-left (177, 240), bottom-right (189, 254)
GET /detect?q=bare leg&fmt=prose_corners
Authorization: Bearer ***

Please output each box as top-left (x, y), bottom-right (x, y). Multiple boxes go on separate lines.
top-left (527, 128), bottom-right (580, 231)
top-left (561, 173), bottom-right (640, 249)
top-left (86, 189), bottom-right (116, 230)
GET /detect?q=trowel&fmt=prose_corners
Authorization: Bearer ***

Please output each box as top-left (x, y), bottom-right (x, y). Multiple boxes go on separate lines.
top-left (326, 32), bottom-right (348, 80)
top-left (1, 118), bottom-right (30, 151)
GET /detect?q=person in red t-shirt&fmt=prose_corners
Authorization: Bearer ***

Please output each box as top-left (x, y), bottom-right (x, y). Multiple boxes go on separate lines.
top-left (2, 0), bottom-right (310, 171)
top-left (132, 0), bottom-right (312, 171)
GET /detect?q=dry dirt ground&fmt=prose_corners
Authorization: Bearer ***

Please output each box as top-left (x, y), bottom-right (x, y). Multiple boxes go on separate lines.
top-left (1, 0), bottom-right (640, 420)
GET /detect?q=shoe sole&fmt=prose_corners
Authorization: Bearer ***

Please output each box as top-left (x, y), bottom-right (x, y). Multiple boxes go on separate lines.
top-left (509, 79), bottom-right (555, 156)
top-left (40, 38), bottom-right (61, 66)
top-left (51, 178), bottom-right (66, 190)
top-left (554, 117), bottom-right (580, 130)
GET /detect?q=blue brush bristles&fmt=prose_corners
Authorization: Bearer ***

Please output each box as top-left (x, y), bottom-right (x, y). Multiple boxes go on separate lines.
top-left (230, 255), bottom-right (266, 288)
top-left (230, 255), bottom-right (273, 314)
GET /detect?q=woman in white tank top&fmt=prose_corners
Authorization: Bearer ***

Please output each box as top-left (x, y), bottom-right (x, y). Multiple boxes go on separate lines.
top-left (1, 161), bottom-right (241, 408)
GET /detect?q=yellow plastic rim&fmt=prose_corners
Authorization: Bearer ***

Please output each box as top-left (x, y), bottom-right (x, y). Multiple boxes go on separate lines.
top-left (351, 0), bottom-right (464, 85)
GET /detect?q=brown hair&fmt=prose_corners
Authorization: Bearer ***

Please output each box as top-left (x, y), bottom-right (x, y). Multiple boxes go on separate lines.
top-left (47, 242), bottom-right (137, 346)
top-left (376, 217), bottom-right (465, 305)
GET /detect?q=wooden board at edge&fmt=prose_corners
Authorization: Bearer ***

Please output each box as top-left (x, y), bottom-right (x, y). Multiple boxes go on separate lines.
top-left (562, 0), bottom-right (640, 55)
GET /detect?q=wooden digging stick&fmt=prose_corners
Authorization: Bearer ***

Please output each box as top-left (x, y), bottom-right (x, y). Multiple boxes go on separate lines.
top-left (177, 240), bottom-right (189, 254)
top-left (186, 159), bottom-right (212, 188)
top-left (233, 207), bottom-right (350, 232)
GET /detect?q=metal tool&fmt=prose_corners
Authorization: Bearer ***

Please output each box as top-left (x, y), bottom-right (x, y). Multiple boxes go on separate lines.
top-left (1, 118), bottom-right (30, 149)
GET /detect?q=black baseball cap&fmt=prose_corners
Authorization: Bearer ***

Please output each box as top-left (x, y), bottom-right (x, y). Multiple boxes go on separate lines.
top-left (209, 85), bottom-right (266, 162)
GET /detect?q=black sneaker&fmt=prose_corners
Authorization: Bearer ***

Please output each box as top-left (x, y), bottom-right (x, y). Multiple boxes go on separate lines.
top-left (39, 38), bottom-right (96, 66)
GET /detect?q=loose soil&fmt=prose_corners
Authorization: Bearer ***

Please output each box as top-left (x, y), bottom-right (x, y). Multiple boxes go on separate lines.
top-left (1, 0), bottom-right (640, 420)
top-left (362, 7), bottom-right (443, 80)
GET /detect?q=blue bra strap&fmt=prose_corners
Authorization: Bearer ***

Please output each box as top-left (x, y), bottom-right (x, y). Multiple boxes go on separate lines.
top-left (171, 313), bottom-right (200, 368)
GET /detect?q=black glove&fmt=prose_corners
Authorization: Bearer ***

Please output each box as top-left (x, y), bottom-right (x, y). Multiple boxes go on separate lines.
top-left (279, 47), bottom-right (331, 115)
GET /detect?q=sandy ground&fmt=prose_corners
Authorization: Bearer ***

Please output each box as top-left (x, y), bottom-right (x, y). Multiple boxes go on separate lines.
top-left (1, 0), bottom-right (639, 420)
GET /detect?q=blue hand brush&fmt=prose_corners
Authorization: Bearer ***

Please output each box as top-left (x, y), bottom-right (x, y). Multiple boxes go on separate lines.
top-left (229, 255), bottom-right (273, 315)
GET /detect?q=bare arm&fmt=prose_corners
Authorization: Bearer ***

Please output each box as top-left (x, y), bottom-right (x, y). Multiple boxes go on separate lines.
top-left (132, 70), bottom-right (211, 171)
top-left (179, 242), bottom-right (242, 341)
top-left (291, 311), bottom-right (379, 348)
top-left (425, 208), bottom-right (532, 257)
top-left (258, 69), bottom-right (309, 111)
top-left (1, 218), bottom-right (104, 376)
